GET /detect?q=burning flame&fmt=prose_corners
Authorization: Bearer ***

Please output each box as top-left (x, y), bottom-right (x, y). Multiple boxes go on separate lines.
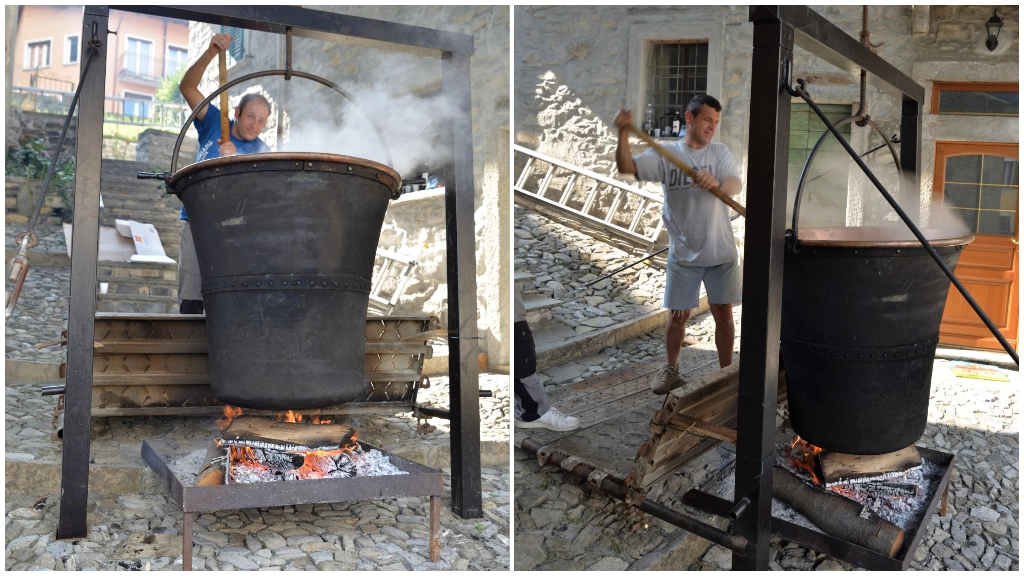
top-left (277, 410), bottom-right (333, 425)
top-left (228, 430), bottom-right (360, 481)
top-left (789, 435), bottom-right (824, 485)
top-left (217, 405), bottom-right (244, 431)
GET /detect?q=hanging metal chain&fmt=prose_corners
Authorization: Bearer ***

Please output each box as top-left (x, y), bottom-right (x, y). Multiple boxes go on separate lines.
top-left (285, 27), bottom-right (293, 81)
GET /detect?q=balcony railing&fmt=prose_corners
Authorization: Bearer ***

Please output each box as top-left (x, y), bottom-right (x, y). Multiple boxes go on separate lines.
top-left (11, 86), bottom-right (191, 129)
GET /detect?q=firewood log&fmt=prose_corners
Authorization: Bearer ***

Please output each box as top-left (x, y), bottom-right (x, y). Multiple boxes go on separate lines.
top-left (774, 469), bottom-right (905, 557)
top-left (196, 445), bottom-right (228, 486)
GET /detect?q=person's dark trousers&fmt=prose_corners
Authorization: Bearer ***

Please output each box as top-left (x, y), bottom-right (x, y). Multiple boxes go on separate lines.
top-left (180, 299), bottom-right (204, 314)
top-left (515, 320), bottom-right (549, 422)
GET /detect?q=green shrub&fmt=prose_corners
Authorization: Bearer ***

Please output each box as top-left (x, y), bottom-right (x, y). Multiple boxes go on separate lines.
top-left (6, 133), bottom-right (76, 222)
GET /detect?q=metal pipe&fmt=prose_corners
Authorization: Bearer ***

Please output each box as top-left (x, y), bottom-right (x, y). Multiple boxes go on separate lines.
top-left (787, 75), bottom-right (1018, 366)
top-left (562, 247), bottom-right (669, 301)
top-left (519, 437), bottom-right (754, 557)
top-left (41, 385), bottom-right (67, 396)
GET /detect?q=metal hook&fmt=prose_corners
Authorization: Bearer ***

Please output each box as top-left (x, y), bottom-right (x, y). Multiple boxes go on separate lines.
top-left (89, 21), bottom-right (102, 47)
top-left (782, 57), bottom-right (801, 97)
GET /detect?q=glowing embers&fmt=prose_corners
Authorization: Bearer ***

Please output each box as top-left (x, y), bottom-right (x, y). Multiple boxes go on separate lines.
top-left (208, 410), bottom-right (406, 484)
top-left (779, 436), bottom-right (943, 531)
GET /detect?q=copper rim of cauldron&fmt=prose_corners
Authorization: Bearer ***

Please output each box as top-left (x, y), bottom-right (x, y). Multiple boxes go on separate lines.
top-left (168, 152), bottom-right (402, 194)
top-left (794, 226), bottom-right (974, 249)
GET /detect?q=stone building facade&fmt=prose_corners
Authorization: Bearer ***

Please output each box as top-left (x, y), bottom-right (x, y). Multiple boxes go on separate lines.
top-left (188, 7), bottom-right (511, 368)
top-left (515, 5), bottom-right (1018, 231)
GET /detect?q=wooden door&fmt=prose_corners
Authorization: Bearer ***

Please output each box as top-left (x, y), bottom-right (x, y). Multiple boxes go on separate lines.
top-left (934, 142), bottom-right (1018, 351)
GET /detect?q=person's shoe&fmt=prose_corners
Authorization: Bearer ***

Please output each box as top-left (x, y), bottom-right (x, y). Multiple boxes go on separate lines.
top-left (651, 364), bottom-right (683, 394)
top-left (515, 407), bottom-right (580, 432)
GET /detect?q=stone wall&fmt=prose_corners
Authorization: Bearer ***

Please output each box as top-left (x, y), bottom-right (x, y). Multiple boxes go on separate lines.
top-left (11, 111), bottom-right (78, 159)
top-left (515, 5), bottom-right (1018, 229)
top-left (134, 128), bottom-right (199, 170)
top-left (190, 7), bottom-right (511, 367)
top-left (5, 177), bottom-right (64, 224)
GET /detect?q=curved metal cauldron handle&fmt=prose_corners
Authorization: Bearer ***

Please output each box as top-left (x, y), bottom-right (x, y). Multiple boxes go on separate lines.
top-left (167, 69), bottom-right (393, 183)
top-left (790, 115), bottom-right (902, 244)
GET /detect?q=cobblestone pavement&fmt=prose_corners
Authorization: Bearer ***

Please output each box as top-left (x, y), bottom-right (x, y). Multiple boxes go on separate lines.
top-left (6, 468), bottom-right (509, 571)
top-left (5, 372), bottom-right (511, 571)
top-left (5, 220), bottom-right (70, 364)
top-left (515, 205), bottom-right (667, 335)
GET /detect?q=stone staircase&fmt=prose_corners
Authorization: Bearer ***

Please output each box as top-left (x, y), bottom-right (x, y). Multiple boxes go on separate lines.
top-left (514, 270), bottom-right (562, 324)
top-left (96, 159), bottom-right (182, 313)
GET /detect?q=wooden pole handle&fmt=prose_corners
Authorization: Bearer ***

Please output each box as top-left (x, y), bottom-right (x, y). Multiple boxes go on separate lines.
top-left (626, 123), bottom-right (746, 218)
top-left (218, 49), bottom-right (230, 148)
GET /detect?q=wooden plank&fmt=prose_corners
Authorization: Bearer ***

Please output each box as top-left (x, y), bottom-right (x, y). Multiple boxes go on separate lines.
top-left (92, 369), bottom-right (423, 387)
top-left (666, 414), bottom-right (738, 444)
top-left (90, 402), bottom-right (413, 418)
top-left (92, 340), bottom-right (429, 355)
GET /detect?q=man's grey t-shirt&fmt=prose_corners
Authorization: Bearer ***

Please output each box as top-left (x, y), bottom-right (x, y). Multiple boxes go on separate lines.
top-left (633, 141), bottom-right (740, 266)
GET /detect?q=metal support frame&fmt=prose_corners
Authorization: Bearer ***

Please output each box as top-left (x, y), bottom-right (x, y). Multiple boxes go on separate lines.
top-left (736, 6), bottom-right (925, 570)
top-left (59, 4), bottom-right (481, 539)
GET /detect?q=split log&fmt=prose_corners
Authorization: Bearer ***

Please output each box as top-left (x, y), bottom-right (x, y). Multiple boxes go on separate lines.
top-left (195, 445), bottom-right (228, 486)
top-left (821, 446), bottom-right (921, 486)
top-left (219, 415), bottom-right (355, 452)
top-left (774, 469), bottom-right (905, 557)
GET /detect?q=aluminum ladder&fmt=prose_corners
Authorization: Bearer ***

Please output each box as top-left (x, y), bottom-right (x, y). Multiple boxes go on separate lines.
top-left (513, 144), bottom-right (665, 258)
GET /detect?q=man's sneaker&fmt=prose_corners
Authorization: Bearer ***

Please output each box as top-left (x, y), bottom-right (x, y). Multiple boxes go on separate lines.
top-left (651, 364), bottom-right (683, 394)
top-left (515, 407), bottom-right (580, 432)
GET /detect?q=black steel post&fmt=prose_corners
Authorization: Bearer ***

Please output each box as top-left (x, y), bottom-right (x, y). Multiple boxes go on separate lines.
top-left (442, 49), bottom-right (483, 518)
top-left (57, 6), bottom-right (108, 540)
top-left (734, 12), bottom-right (794, 571)
top-left (900, 98), bottom-right (922, 218)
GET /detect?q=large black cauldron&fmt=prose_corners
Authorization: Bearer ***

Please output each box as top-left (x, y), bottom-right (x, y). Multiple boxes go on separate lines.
top-left (168, 153), bottom-right (399, 409)
top-left (781, 226), bottom-right (972, 454)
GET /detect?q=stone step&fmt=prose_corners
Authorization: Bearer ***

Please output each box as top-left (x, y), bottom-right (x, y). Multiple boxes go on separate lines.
top-left (96, 293), bottom-right (177, 314)
top-left (514, 270), bottom-right (535, 285)
top-left (522, 293), bottom-right (561, 324)
top-left (100, 209), bottom-right (182, 225)
top-left (97, 260), bottom-right (178, 281)
top-left (97, 275), bottom-right (177, 299)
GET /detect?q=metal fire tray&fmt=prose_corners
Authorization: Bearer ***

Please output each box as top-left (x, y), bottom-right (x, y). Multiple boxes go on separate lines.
top-left (142, 438), bottom-right (444, 570)
top-left (684, 446), bottom-right (955, 571)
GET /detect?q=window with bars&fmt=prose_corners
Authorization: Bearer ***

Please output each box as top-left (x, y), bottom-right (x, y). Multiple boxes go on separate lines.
top-left (943, 154), bottom-right (1018, 236)
top-left (645, 41), bottom-right (708, 135)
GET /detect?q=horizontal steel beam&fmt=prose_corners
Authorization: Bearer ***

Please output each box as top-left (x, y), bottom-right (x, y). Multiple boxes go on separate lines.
top-left (112, 5), bottom-right (474, 55)
top-left (750, 5), bottom-right (923, 103)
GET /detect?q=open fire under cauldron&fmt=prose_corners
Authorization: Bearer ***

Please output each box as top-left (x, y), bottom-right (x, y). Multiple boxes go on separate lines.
top-left (166, 153), bottom-right (400, 410)
top-left (781, 226), bottom-right (972, 455)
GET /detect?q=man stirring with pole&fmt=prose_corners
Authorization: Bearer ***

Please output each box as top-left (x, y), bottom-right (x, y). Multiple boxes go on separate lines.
top-left (614, 95), bottom-right (743, 394)
top-left (176, 32), bottom-right (271, 314)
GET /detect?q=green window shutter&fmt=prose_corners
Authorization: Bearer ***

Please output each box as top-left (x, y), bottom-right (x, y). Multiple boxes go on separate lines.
top-left (220, 26), bottom-right (245, 63)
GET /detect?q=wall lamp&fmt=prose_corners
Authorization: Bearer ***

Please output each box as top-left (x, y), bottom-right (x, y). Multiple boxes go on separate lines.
top-left (985, 10), bottom-right (1003, 52)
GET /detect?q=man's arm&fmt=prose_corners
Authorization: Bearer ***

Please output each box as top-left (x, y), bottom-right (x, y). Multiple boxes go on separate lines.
top-left (613, 108), bottom-right (636, 175)
top-left (179, 33), bottom-right (232, 122)
top-left (720, 175), bottom-right (742, 197)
